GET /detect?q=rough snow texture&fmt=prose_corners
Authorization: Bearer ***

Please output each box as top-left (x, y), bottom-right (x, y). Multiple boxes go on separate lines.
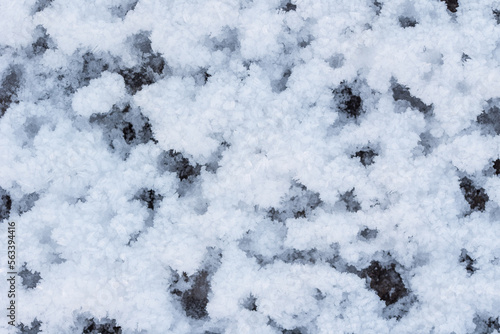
top-left (1, 0), bottom-right (500, 333)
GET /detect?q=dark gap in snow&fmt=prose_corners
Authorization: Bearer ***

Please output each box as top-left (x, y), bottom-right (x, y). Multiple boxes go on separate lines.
top-left (81, 52), bottom-right (109, 86)
top-left (171, 288), bottom-right (182, 297)
top-left (254, 254), bottom-right (273, 266)
top-left (483, 158), bottom-right (500, 177)
top-left (139, 122), bottom-right (156, 143)
top-left (122, 122), bottom-right (136, 144)
top-left (459, 249), bottom-right (477, 275)
top-left (132, 31), bottom-right (154, 56)
top-left (110, 0), bottom-right (139, 19)
top-left (169, 270), bottom-right (188, 297)
top-left (391, 79), bottom-right (433, 115)
top-left (82, 317), bottom-right (122, 334)
top-left (50, 252), bottom-right (66, 264)
top-left (206, 27), bottom-right (240, 52)
top-left (205, 141), bottom-right (230, 173)
top-left (0, 188), bottom-right (12, 221)
top-left (240, 232), bottom-right (330, 268)
top-left (493, 159), bottom-right (500, 175)
top-left (339, 188), bottom-right (361, 213)
top-left (267, 207), bottom-right (283, 222)
top-left (1, 66), bottom-right (22, 117)
top-left (327, 254), bottom-right (360, 276)
top-left (280, 69), bottom-right (292, 92)
top-left (314, 288), bottom-right (326, 300)
top-left (352, 148), bottom-right (377, 166)
top-left (327, 54), bottom-right (345, 69)
top-left (418, 131), bottom-right (437, 155)
top-left (130, 188), bottom-right (162, 233)
top-left (17, 318), bottom-right (42, 334)
top-left (328, 251), bottom-right (416, 318)
top-left (170, 249), bottom-right (222, 319)
top-left (373, 0), bottom-right (383, 15)
top-left (279, 248), bottom-right (319, 265)
top-left (359, 227), bottom-right (378, 240)
top-left (382, 294), bottom-right (418, 320)
top-left (332, 80), bottom-right (365, 119)
top-left (459, 177), bottom-right (489, 212)
top-left (127, 231), bottom-right (141, 246)
top-left (145, 54), bottom-right (166, 77)
top-left (90, 104), bottom-right (156, 159)
top-left (282, 329), bottom-right (306, 334)
top-left (193, 68), bottom-right (212, 86)
top-left (130, 32), bottom-right (167, 76)
top-left (119, 67), bottom-right (156, 94)
top-left (242, 294), bottom-right (257, 311)
top-left (158, 150), bottom-right (201, 182)
top-left (472, 315), bottom-right (500, 334)
top-left (441, 0), bottom-right (459, 13)
top-left (273, 68), bottom-right (292, 93)
top-left (56, 73), bottom-right (76, 95)
top-left (242, 60), bottom-right (252, 71)
top-left (18, 263), bottom-right (42, 289)
top-left (17, 192), bottom-right (40, 215)
top-left (494, 9), bottom-right (500, 24)
top-left (31, 0), bottom-right (53, 14)
top-left (267, 181), bottom-right (322, 222)
top-left (59, 51), bottom-right (115, 93)
top-left (31, 25), bottom-right (53, 56)
top-left (136, 189), bottom-right (163, 210)
top-left (266, 318), bottom-right (280, 328)
top-left (24, 117), bottom-right (42, 139)
top-left (298, 34), bottom-right (313, 48)
top-left (181, 270), bottom-right (210, 319)
top-left (322, 245), bottom-right (357, 273)
top-left (399, 16), bottom-right (418, 28)
top-left (333, 82), bottom-right (363, 119)
top-left (204, 71), bottom-right (211, 83)
top-left (477, 105), bottom-right (500, 135)
top-left (204, 247), bottom-right (224, 272)
top-left (361, 261), bottom-right (408, 306)
top-left (268, 318), bottom-right (307, 334)
top-left (118, 34), bottom-right (167, 94)
top-left (462, 53), bottom-right (471, 62)
top-left (294, 209), bottom-right (306, 219)
top-left (281, 1), bottom-right (297, 12)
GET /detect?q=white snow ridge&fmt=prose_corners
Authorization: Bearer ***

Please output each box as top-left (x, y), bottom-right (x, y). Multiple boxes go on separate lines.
top-left (1, 0), bottom-right (500, 333)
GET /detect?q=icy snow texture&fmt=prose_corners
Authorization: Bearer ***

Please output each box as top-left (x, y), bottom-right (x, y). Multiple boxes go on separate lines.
top-left (72, 72), bottom-right (126, 117)
top-left (1, 0), bottom-right (500, 333)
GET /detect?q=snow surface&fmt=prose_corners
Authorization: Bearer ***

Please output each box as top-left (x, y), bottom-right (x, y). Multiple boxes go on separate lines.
top-left (1, 0), bottom-right (500, 333)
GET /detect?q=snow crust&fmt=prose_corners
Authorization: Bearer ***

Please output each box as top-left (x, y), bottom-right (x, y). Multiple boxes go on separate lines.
top-left (1, 0), bottom-right (500, 333)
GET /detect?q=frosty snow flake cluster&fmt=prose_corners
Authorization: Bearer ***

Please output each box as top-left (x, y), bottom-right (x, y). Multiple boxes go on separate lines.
top-left (1, 0), bottom-right (500, 333)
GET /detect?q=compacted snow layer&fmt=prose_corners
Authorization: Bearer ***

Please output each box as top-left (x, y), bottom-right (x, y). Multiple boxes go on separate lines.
top-left (1, 0), bottom-right (500, 333)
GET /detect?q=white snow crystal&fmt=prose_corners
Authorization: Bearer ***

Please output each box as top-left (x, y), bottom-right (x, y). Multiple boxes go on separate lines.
top-left (72, 72), bottom-right (126, 117)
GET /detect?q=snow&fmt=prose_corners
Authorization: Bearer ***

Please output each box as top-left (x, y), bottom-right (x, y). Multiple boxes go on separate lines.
top-left (72, 72), bottom-right (126, 117)
top-left (1, 0), bottom-right (500, 333)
